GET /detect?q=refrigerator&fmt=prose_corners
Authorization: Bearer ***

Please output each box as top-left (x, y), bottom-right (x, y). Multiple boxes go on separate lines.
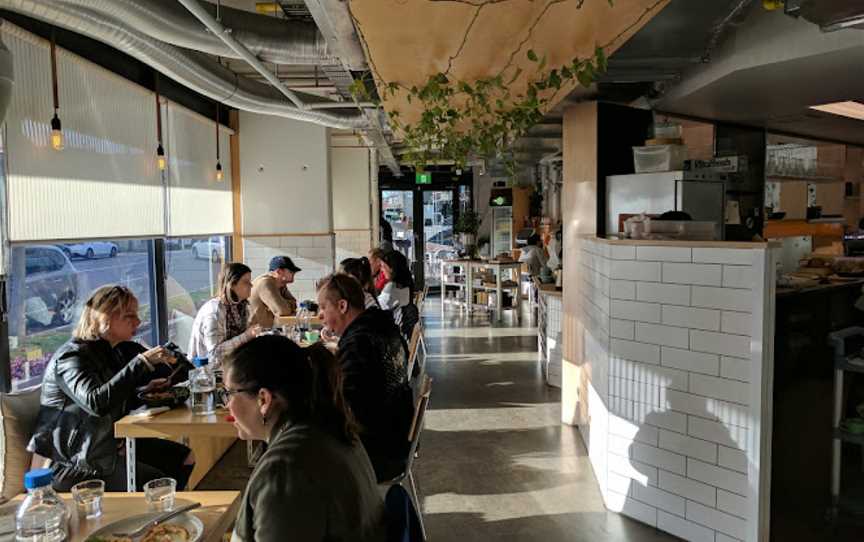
top-left (492, 206), bottom-right (513, 257)
top-left (606, 171), bottom-right (727, 239)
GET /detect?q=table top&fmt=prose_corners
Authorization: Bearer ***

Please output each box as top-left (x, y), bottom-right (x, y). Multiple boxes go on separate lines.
top-left (274, 315), bottom-right (322, 327)
top-left (7, 491), bottom-right (240, 542)
top-left (115, 406), bottom-right (238, 439)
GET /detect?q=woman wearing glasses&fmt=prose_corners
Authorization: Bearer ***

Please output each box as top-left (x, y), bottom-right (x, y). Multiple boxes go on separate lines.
top-left (28, 285), bottom-right (195, 491)
top-left (224, 336), bottom-right (385, 542)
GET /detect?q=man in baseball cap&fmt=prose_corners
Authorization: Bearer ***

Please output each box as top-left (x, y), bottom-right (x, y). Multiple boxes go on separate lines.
top-left (247, 256), bottom-right (301, 328)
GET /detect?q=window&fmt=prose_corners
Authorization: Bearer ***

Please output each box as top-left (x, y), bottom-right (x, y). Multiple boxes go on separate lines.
top-left (165, 236), bottom-right (231, 351)
top-left (7, 239), bottom-right (156, 390)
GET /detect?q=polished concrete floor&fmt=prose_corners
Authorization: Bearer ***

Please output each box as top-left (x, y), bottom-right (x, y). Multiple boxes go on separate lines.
top-left (199, 299), bottom-right (680, 541)
top-left (414, 299), bottom-right (678, 541)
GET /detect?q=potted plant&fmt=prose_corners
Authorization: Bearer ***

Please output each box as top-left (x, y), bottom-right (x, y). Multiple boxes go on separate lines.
top-left (455, 209), bottom-right (481, 258)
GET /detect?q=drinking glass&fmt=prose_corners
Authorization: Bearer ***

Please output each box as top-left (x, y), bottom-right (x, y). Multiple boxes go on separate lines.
top-left (143, 478), bottom-right (176, 512)
top-left (71, 479), bottom-right (104, 519)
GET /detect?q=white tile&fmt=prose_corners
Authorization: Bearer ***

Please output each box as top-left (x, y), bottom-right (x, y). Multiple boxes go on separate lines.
top-left (611, 319), bottom-right (636, 340)
top-left (637, 282), bottom-right (691, 305)
top-left (658, 470), bottom-right (717, 507)
top-left (611, 358), bottom-right (688, 392)
top-left (718, 445), bottom-right (748, 474)
top-left (657, 510), bottom-right (714, 542)
top-left (636, 323), bottom-right (689, 348)
top-left (659, 429), bottom-right (718, 463)
top-left (688, 416), bottom-right (748, 450)
top-left (610, 245), bottom-right (636, 260)
top-left (690, 330), bottom-right (750, 358)
top-left (607, 490), bottom-right (658, 528)
top-left (686, 500), bottom-right (747, 540)
top-left (609, 434), bottom-right (634, 457)
top-left (610, 280), bottom-right (636, 300)
top-left (720, 356), bottom-right (750, 383)
top-left (722, 265), bottom-right (755, 289)
top-left (687, 458), bottom-right (748, 496)
top-left (716, 535), bottom-right (744, 542)
top-left (611, 299), bottom-right (661, 323)
top-left (631, 441), bottom-right (686, 475)
top-left (611, 377), bottom-right (661, 407)
top-left (608, 471), bottom-right (634, 496)
top-left (664, 390), bottom-right (748, 430)
top-left (611, 339), bottom-right (661, 364)
top-left (662, 263), bottom-right (722, 286)
top-left (609, 453), bottom-right (658, 487)
top-left (691, 286), bottom-right (752, 312)
top-left (632, 402), bottom-right (688, 434)
top-left (721, 311), bottom-right (752, 336)
top-left (609, 415), bottom-right (659, 446)
top-left (631, 483), bottom-right (686, 516)
top-left (609, 260), bottom-right (662, 282)
top-left (692, 248), bottom-right (755, 266)
top-left (661, 347), bottom-right (720, 376)
top-left (689, 373), bottom-right (750, 406)
top-left (662, 306), bottom-right (720, 331)
top-left (717, 489), bottom-right (749, 519)
top-left (636, 246), bottom-right (692, 262)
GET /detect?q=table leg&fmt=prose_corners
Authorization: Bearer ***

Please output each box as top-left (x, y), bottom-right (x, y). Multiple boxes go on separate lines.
top-left (495, 268), bottom-right (503, 322)
top-left (126, 437), bottom-right (137, 492)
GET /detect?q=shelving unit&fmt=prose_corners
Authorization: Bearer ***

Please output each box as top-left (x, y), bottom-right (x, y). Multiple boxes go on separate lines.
top-left (440, 259), bottom-right (523, 322)
top-left (440, 260), bottom-right (471, 310)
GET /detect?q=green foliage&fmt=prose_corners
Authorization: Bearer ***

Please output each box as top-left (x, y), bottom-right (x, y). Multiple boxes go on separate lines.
top-left (455, 209), bottom-right (482, 235)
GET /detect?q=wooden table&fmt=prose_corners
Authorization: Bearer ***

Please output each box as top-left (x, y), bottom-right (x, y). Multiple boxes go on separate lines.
top-left (274, 315), bottom-right (322, 327)
top-left (115, 407), bottom-right (237, 492)
top-left (7, 491), bottom-right (240, 542)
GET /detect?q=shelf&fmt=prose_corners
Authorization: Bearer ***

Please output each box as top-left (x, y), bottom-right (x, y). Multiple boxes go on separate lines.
top-left (767, 174), bottom-right (844, 183)
top-left (442, 282), bottom-right (466, 287)
top-left (474, 285), bottom-right (520, 291)
top-left (764, 219), bottom-right (845, 239)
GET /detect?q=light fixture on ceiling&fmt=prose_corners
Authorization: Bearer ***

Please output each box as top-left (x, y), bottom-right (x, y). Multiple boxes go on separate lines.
top-left (155, 75), bottom-right (166, 171)
top-left (810, 101), bottom-right (864, 121)
top-left (49, 32), bottom-right (63, 151)
top-left (215, 106), bottom-right (223, 182)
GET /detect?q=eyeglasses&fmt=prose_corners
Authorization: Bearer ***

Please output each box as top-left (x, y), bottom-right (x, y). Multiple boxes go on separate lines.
top-left (221, 386), bottom-right (259, 399)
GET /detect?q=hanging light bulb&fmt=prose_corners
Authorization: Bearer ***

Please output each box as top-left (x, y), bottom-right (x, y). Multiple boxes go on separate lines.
top-left (215, 160), bottom-right (223, 181)
top-left (157, 143), bottom-right (166, 171)
top-left (50, 113), bottom-right (63, 151)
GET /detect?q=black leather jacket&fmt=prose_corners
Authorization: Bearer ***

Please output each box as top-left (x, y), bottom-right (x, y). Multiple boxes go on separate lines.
top-left (28, 338), bottom-right (155, 482)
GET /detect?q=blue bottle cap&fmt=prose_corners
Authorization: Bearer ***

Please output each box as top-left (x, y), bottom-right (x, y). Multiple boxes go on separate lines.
top-left (24, 468), bottom-right (53, 489)
top-left (192, 357), bottom-right (209, 368)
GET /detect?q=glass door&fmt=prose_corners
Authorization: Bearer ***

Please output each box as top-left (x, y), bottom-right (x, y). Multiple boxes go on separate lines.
top-left (422, 190), bottom-right (456, 289)
top-left (381, 189), bottom-right (416, 270)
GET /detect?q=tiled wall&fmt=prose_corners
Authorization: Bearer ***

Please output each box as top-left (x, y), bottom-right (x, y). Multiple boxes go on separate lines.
top-left (545, 294), bottom-right (563, 388)
top-left (243, 235), bottom-right (335, 304)
top-left (335, 229), bottom-right (373, 263)
top-left (576, 238), bottom-right (775, 542)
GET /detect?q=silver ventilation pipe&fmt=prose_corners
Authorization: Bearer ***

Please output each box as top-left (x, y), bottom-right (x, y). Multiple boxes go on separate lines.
top-left (54, 0), bottom-right (336, 66)
top-left (0, 0), bottom-right (368, 129)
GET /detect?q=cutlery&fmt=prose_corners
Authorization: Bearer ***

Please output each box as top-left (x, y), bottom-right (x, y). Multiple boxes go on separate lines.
top-left (112, 502), bottom-right (200, 539)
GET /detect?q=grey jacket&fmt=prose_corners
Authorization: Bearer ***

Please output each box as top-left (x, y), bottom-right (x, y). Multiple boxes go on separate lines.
top-left (232, 418), bottom-right (386, 542)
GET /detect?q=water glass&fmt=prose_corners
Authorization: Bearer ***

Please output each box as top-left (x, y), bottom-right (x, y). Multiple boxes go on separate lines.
top-left (143, 478), bottom-right (176, 512)
top-left (71, 479), bottom-right (104, 519)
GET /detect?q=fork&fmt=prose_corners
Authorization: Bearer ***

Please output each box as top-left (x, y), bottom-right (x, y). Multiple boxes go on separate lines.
top-left (113, 502), bottom-right (201, 539)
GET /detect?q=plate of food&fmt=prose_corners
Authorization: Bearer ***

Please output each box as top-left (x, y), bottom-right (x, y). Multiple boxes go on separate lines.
top-left (85, 511), bottom-right (203, 542)
top-left (137, 386), bottom-right (190, 408)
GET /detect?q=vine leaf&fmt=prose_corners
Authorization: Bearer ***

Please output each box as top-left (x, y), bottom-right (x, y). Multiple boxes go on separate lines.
top-left (527, 49), bottom-right (538, 62)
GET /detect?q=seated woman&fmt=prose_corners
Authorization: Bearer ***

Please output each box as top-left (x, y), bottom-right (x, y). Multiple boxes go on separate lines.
top-left (188, 262), bottom-right (261, 366)
top-left (376, 250), bottom-right (414, 328)
top-left (224, 336), bottom-right (386, 542)
top-left (339, 257), bottom-right (380, 310)
top-left (28, 285), bottom-right (195, 491)
top-left (368, 247), bottom-right (389, 294)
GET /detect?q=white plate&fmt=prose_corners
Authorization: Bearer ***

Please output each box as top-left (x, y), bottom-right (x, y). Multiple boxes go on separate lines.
top-left (84, 511), bottom-right (203, 541)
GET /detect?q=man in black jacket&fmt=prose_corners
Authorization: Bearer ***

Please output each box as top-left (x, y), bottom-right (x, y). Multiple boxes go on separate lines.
top-left (317, 273), bottom-right (414, 482)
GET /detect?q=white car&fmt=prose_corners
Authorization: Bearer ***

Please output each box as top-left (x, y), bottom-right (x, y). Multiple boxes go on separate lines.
top-left (191, 238), bottom-right (225, 262)
top-left (61, 241), bottom-right (118, 259)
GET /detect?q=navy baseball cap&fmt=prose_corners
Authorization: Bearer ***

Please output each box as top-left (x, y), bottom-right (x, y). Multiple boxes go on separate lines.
top-left (269, 256), bottom-right (301, 273)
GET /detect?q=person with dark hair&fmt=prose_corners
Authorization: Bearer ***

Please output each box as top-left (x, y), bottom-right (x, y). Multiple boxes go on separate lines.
top-left (223, 336), bottom-right (386, 541)
top-left (379, 215), bottom-right (394, 252)
top-left (377, 250), bottom-right (414, 327)
top-left (316, 274), bottom-right (413, 482)
top-left (519, 233), bottom-right (548, 276)
top-left (188, 262), bottom-right (261, 366)
top-left (368, 247), bottom-right (389, 294)
top-left (248, 256), bottom-right (301, 328)
top-left (29, 285), bottom-right (194, 491)
top-left (339, 257), bottom-right (379, 309)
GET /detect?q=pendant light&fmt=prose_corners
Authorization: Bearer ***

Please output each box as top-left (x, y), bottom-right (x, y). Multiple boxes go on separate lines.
top-left (214, 105), bottom-right (223, 182)
top-left (49, 32), bottom-right (63, 151)
top-left (155, 74), bottom-right (166, 171)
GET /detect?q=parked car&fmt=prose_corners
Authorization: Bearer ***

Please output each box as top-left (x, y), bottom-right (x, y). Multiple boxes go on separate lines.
top-left (8, 245), bottom-right (80, 331)
top-left (191, 238), bottom-right (225, 262)
top-left (62, 241), bottom-right (118, 259)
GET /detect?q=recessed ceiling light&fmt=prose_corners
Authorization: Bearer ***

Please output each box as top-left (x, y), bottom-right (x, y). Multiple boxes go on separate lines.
top-left (810, 101), bottom-right (864, 121)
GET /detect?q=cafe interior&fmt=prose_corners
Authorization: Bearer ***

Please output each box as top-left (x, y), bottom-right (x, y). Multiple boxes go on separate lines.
top-left (2, 1), bottom-right (864, 541)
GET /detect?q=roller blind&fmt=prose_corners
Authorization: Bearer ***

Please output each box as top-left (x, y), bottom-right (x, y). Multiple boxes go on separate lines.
top-left (164, 102), bottom-right (233, 237)
top-left (4, 25), bottom-right (164, 241)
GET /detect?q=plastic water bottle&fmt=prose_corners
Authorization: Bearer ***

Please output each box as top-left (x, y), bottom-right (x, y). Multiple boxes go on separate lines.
top-left (295, 302), bottom-right (309, 341)
top-left (190, 357), bottom-right (216, 415)
top-left (16, 469), bottom-right (68, 542)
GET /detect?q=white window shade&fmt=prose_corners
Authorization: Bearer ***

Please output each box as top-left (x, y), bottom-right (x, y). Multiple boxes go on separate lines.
top-left (4, 25), bottom-right (164, 242)
top-left (164, 103), bottom-right (233, 237)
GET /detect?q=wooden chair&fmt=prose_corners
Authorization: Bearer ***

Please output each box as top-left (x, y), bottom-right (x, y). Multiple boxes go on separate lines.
top-left (406, 323), bottom-right (422, 380)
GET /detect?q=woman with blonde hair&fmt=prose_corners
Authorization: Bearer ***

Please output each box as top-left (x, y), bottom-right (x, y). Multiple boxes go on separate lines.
top-left (28, 285), bottom-right (195, 491)
top-left (188, 262), bottom-right (261, 366)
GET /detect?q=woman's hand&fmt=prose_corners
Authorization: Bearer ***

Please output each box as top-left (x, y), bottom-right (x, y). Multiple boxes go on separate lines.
top-left (139, 378), bottom-right (170, 394)
top-left (141, 346), bottom-right (176, 367)
top-left (246, 325), bottom-right (263, 340)
top-left (320, 327), bottom-right (339, 343)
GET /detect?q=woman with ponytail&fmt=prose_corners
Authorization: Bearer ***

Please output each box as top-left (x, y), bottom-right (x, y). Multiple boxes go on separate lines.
top-left (339, 257), bottom-right (379, 309)
top-left (223, 335), bottom-right (386, 542)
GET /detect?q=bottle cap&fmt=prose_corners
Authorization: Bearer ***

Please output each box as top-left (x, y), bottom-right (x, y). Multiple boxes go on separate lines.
top-left (192, 356), bottom-right (209, 368)
top-left (24, 468), bottom-right (53, 489)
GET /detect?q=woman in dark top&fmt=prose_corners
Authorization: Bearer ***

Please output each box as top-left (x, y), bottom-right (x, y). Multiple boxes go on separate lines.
top-left (224, 336), bottom-right (385, 542)
top-left (28, 285), bottom-right (194, 491)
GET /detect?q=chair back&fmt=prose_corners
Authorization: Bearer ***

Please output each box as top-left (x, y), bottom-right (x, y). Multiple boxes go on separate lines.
top-left (406, 323), bottom-right (422, 378)
top-left (0, 387), bottom-right (43, 501)
top-left (405, 376), bottom-right (432, 473)
top-left (385, 484), bottom-right (424, 542)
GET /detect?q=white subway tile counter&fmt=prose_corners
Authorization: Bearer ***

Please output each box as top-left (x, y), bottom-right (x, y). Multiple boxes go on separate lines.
top-left (564, 236), bottom-right (777, 542)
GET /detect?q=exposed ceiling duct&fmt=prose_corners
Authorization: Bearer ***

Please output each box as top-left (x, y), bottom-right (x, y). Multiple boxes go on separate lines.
top-left (0, 0), bottom-right (368, 129)
top-left (54, 0), bottom-right (337, 66)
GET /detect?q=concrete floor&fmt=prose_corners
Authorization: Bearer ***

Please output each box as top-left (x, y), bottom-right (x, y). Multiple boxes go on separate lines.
top-left (199, 299), bottom-right (681, 541)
